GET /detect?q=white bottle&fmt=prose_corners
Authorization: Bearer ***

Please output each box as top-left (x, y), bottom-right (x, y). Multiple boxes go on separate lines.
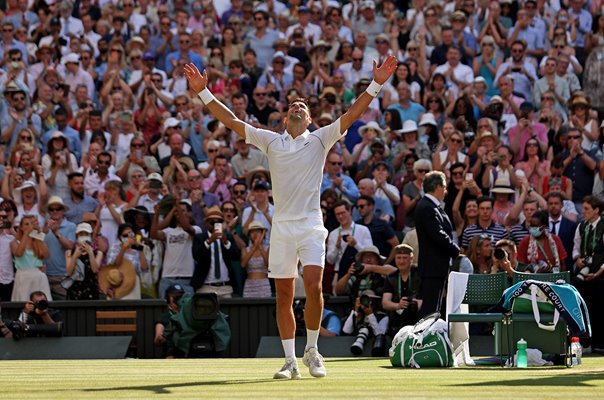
top-left (571, 337), bottom-right (582, 366)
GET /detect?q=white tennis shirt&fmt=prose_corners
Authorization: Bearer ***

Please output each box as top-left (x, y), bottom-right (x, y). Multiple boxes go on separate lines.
top-left (245, 120), bottom-right (344, 222)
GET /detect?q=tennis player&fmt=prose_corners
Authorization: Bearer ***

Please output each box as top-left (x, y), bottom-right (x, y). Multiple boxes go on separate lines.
top-left (184, 56), bottom-right (396, 379)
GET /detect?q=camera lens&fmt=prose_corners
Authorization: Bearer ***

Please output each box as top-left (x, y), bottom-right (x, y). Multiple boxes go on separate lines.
top-left (494, 248), bottom-right (507, 260)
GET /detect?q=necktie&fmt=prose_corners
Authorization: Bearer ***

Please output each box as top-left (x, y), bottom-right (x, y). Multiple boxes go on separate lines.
top-left (587, 225), bottom-right (595, 254)
top-left (213, 241), bottom-right (221, 280)
top-left (550, 220), bottom-right (559, 235)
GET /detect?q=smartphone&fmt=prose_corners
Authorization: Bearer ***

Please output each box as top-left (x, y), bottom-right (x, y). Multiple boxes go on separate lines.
top-left (214, 222), bottom-right (223, 234)
top-left (120, 112), bottom-right (132, 122)
top-left (29, 230), bottom-right (46, 241)
top-left (135, 149), bottom-right (143, 159)
top-left (341, 234), bottom-right (349, 242)
top-left (511, 67), bottom-right (521, 73)
top-left (465, 173), bottom-right (473, 181)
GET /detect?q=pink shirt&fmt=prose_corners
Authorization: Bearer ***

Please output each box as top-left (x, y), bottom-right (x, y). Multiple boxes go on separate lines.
top-left (508, 121), bottom-right (548, 163)
top-left (202, 176), bottom-right (238, 203)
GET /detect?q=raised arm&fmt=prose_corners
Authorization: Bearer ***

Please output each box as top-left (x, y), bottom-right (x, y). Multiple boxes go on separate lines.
top-left (339, 56), bottom-right (397, 134)
top-left (184, 64), bottom-right (247, 139)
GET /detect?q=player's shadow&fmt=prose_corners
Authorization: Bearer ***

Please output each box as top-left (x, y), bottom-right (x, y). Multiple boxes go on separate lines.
top-left (81, 379), bottom-right (288, 395)
top-left (450, 371), bottom-right (604, 387)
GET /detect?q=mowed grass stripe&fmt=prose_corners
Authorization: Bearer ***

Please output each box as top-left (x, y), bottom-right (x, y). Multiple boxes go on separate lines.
top-left (0, 358), bottom-right (603, 399)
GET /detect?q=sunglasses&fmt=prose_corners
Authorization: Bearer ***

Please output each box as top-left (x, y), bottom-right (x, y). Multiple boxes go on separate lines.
top-left (329, 161), bottom-right (343, 166)
top-left (98, 160), bottom-right (111, 165)
top-left (541, 96), bottom-right (554, 101)
top-left (273, 60), bottom-right (285, 64)
top-left (131, 143), bottom-right (145, 148)
top-left (451, 171), bottom-right (464, 176)
top-left (511, 48), bottom-right (523, 53)
top-left (357, 204), bottom-right (368, 209)
top-left (526, 142), bottom-right (539, 147)
top-left (233, 190), bottom-right (246, 195)
top-left (48, 207), bottom-right (63, 212)
top-left (130, 55), bottom-right (141, 60)
top-left (450, 138), bottom-right (463, 144)
top-left (0, 214), bottom-right (7, 218)
top-left (207, 148), bottom-right (218, 153)
top-left (111, 48), bottom-right (123, 53)
top-left (567, 135), bottom-right (581, 139)
top-left (20, 135), bottom-right (32, 141)
top-left (353, 58), bottom-right (363, 61)
top-left (254, 92), bottom-right (267, 96)
top-left (175, 102), bottom-right (187, 106)
top-left (222, 207), bottom-right (236, 212)
top-left (13, 96), bottom-right (25, 101)
top-left (188, 175), bottom-right (201, 181)
top-left (416, 169), bottom-right (430, 173)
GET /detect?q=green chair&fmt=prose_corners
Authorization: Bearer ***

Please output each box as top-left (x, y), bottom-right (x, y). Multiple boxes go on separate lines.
top-left (448, 273), bottom-right (509, 364)
top-left (512, 271), bottom-right (571, 284)
top-left (448, 272), bottom-right (509, 324)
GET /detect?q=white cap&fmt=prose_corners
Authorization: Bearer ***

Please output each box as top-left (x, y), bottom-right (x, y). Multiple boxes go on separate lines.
top-left (61, 53), bottom-right (79, 65)
top-left (163, 117), bottom-right (181, 131)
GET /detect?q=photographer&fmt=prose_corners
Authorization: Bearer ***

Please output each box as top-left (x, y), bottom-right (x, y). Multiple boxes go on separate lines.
top-left (334, 245), bottom-right (396, 298)
top-left (17, 291), bottom-right (63, 326)
top-left (342, 289), bottom-right (389, 356)
top-left (492, 239), bottom-right (525, 279)
top-left (381, 244), bottom-right (422, 335)
top-left (154, 284), bottom-right (185, 358)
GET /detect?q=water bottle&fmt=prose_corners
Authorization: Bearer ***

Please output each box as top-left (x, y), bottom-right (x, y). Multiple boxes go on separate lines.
top-left (517, 338), bottom-right (528, 368)
top-left (571, 337), bottom-right (582, 366)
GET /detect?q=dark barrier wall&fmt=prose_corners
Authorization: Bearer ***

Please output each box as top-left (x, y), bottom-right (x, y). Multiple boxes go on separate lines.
top-left (0, 297), bottom-right (351, 358)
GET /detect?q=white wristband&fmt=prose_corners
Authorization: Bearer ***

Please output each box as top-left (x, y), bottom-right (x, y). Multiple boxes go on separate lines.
top-left (198, 88), bottom-right (215, 105)
top-left (365, 80), bottom-right (382, 97)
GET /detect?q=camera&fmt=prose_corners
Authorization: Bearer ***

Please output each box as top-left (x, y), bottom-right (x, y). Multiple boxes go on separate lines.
top-left (494, 248), bottom-right (508, 261)
top-left (341, 234), bottom-right (349, 242)
top-left (146, 87), bottom-right (154, 95)
top-left (32, 300), bottom-right (49, 313)
top-left (353, 262), bottom-right (365, 276)
top-left (350, 326), bottom-right (370, 355)
top-left (79, 102), bottom-right (87, 109)
top-left (6, 321), bottom-right (63, 340)
top-left (360, 294), bottom-right (372, 307)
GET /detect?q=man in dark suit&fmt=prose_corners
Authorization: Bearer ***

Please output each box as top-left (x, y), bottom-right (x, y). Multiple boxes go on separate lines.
top-left (415, 171), bottom-right (460, 318)
top-left (192, 206), bottom-right (240, 298)
top-left (546, 192), bottom-right (577, 270)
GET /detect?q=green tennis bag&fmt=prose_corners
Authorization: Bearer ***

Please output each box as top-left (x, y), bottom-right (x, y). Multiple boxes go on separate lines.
top-left (389, 313), bottom-right (453, 368)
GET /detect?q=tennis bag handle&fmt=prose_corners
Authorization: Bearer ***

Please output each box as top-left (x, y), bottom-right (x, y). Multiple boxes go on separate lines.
top-left (530, 285), bottom-right (560, 332)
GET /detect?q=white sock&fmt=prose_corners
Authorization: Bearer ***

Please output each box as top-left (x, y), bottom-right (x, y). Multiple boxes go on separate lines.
top-left (305, 329), bottom-right (319, 351)
top-left (282, 339), bottom-right (296, 360)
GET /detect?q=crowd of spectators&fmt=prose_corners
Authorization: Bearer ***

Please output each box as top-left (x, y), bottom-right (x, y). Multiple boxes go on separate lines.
top-left (0, 0), bottom-right (603, 349)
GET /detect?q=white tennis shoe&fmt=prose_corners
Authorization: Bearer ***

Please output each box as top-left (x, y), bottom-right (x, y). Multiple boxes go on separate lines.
top-left (273, 358), bottom-right (302, 380)
top-left (303, 347), bottom-right (327, 378)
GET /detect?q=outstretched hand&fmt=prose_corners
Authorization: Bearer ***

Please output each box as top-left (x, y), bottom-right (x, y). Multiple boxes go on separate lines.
top-left (373, 56), bottom-right (398, 84)
top-left (183, 64), bottom-right (208, 93)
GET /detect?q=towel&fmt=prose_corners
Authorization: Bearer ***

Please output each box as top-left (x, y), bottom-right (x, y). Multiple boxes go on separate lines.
top-left (446, 272), bottom-right (475, 367)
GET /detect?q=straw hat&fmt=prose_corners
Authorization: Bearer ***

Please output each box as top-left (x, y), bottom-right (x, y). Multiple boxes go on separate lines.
top-left (245, 166), bottom-right (271, 188)
top-left (14, 180), bottom-right (39, 205)
top-left (45, 195), bottom-right (70, 212)
top-left (359, 121), bottom-right (385, 136)
top-left (205, 206), bottom-right (224, 222)
top-left (355, 245), bottom-right (386, 263)
top-left (248, 221), bottom-right (267, 232)
top-left (490, 177), bottom-right (515, 194)
top-left (98, 260), bottom-right (137, 299)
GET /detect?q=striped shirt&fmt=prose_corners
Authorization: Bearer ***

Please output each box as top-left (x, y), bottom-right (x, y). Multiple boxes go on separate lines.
top-left (461, 222), bottom-right (508, 248)
top-left (509, 223), bottom-right (529, 245)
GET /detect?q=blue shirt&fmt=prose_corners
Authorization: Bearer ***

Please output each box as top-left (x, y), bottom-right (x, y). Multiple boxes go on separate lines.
top-left (507, 25), bottom-right (544, 54)
top-left (569, 9), bottom-right (592, 47)
top-left (63, 195), bottom-right (99, 224)
top-left (387, 102), bottom-right (425, 124)
top-left (165, 50), bottom-right (204, 75)
top-left (244, 29), bottom-right (281, 68)
top-left (44, 218), bottom-right (76, 276)
top-left (321, 173), bottom-right (359, 203)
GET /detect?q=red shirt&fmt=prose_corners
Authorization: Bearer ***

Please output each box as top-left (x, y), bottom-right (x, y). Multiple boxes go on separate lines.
top-left (517, 234), bottom-right (567, 268)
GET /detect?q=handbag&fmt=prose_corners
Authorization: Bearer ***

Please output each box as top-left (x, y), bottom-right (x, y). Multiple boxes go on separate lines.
top-left (512, 284), bottom-right (560, 332)
top-left (389, 313), bottom-right (454, 368)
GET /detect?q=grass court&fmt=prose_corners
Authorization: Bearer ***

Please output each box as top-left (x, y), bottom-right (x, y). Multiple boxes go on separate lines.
top-left (1, 356), bottom-right (604, 399)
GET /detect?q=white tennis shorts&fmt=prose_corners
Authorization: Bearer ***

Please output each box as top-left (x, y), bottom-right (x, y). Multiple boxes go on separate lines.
top-left (268, 214), bottom-right (328, 278)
